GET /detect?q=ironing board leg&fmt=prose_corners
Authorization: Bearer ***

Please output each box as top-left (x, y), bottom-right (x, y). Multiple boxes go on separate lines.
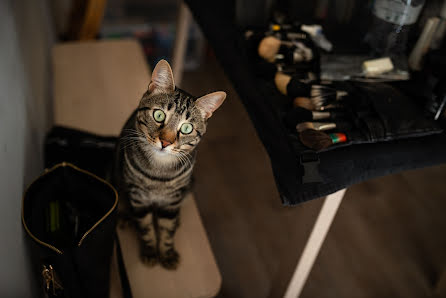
top-left (172, 2), bottom-right (191, 86)
top-left (284, 188), bottom-right (347, 298)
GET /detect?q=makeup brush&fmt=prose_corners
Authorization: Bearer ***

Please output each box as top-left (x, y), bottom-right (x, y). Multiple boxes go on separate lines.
top-left (275, 72), bottom-right (311, 97)
top-left (258, 36), bottom-right (304, 63)
top-left (299, 129), bottom-right (347, 150)
top-left (293, 97), bottom-right (343, 111)
top-left (293, 97), bottom-right (314, 110)
top-left (311, 85), bottom-right (348, 107)
top-left (284, 108), bottom-right (346, 129)
top-left (311, 85), bottom-right (348, 99)
top-left (275, 72), bottom-right (292, 95)
top-left (296, 121), bottom-right (352, 133)
top-left (258, 36), bottom-right (282, 62)
top-left (258, 36), bottom-right (313, 64)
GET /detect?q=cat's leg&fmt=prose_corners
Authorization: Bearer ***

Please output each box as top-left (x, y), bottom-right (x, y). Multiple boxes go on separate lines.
top-left (157, 201), bottom-right (182, 270)
top-left (133, 205), bottom-right (158, 266)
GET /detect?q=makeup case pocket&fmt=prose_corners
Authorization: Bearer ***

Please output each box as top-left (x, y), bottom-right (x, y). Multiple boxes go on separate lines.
top-left (354, 83), bottom-right (443, 140)
top-left (318, 82), bottom-right (444, 151)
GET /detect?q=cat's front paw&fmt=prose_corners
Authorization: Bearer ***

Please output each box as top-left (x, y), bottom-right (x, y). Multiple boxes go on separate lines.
top-left (159, 248), bottom-right (180, 270)
top-left (140, 244), bottom-right (158, 266)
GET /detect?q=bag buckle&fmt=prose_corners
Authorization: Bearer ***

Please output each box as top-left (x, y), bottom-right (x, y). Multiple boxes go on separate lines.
top-left (42, 264), bottom-right (63, 296)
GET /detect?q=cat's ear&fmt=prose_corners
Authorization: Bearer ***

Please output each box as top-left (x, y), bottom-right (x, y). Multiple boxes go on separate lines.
top-left (148, 59), bottom-right (175, 94)
top-left (195, 91), bottom-right (226, 119)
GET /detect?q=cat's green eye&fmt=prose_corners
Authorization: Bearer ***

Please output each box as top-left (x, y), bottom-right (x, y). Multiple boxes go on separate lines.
top-left (180, 123), bottom-right (193, 134)
top-left (153, 110), bottom-right (166, 123)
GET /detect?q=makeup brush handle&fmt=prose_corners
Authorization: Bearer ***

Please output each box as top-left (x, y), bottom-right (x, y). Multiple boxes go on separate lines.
top-left (333, 121), bottom-right (353, 131)
top-left (327, 110), bottom-right (347, 119)
top-left (317, 103), bottom-right (343, 111)
top-left (281, 40), bottom-right (295, 47)
top-left (312, 111), bottom-right (331, 120)
top-left (316, 123), bottom-right (337, 131)
top-left (296, 122), bottom-right (333, 132)
top-left (297, 122), bottom-right (337, 131)
top-left (297, 121), bottom-right (351, 131)
top-left (336, 91), bottom-right (348, 99)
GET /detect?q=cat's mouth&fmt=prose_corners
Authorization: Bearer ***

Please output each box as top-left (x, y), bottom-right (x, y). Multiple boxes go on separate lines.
top-left (151, 141), bottom-right (175, 155)
top-left (152, 144), bottom-right (171, 153)
top-left (158, 147), bottom-right (172, 154)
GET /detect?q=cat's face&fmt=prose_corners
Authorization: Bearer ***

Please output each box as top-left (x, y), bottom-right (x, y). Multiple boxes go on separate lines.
top-left (135, 60), bottom-right (226, 163)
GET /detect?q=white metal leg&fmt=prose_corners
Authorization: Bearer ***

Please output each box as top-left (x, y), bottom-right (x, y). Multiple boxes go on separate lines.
top-left (284, 188), bottom-right (347, 298)
top-left (172, 2), bottom-right (191, 86)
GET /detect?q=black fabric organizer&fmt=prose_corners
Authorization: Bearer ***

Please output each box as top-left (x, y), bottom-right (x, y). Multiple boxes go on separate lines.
top-left (185, 0), bottom-right (446, 205)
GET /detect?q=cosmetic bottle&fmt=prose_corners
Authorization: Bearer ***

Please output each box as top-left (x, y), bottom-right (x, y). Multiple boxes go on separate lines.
top-left (425, 78), bottom-right (446, 120)
top-left (365, 0), bottom-right (425, 70)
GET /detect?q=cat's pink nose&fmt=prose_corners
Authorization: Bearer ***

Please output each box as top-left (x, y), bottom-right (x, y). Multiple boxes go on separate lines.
top-left (161, 139), bottom-right (172, 148)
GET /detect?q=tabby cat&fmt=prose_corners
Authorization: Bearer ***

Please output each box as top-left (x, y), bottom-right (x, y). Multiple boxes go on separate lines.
top-left (114, 59), bottom-right (226, 269)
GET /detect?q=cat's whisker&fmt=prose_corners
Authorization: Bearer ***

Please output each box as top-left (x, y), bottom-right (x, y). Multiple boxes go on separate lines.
top-left (181, 151), bottom-right (191, 166)
top-left (122, 135), bottom-right (145, 142)
top-left (171, 150), bottom-right (186, 169)
top-left (120, 136), bottom-right (144, 142)
top-left (123, 128), bottom-right (145, 134)
top-left (119, 137), bottom-right (146, 151)
top-left (174, 150), bottom-right (192, 169)
top-left (121, 137), bottom-right (142, 143)
top-left (120, 138), bottom-right (144, 147)
top-left (175, 154), bottom-right (184, 169)
top-left (120, 142), bottom-right (140, 151)
top-left (122, 129), bottom-right (146, 138)
top-left (122, 134), bottom-right (143, 139)
top-left (121, 136), bottom-right (141, 142)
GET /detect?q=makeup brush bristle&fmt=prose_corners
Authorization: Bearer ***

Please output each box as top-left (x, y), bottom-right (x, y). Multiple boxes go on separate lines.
top-left (296, 122), bottom-right (316, 132)
top-left (311, 85), bottom-right (348, 104)
top-left (293, 97), bottom-right (315, 110)
top-left (258, 36), bottom-right (282, 62)
top-left (275, 72), bottom-right (292, 95)
top-left (299, 129), bottom-right (334, 150)
top-left (299, 130), bottom-right (348, 150)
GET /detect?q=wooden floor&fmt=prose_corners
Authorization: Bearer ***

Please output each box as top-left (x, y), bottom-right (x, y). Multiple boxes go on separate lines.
top-left (181, 57), bottom-right (446, 298)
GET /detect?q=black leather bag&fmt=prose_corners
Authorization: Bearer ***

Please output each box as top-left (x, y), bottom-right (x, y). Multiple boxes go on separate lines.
top-left (22, 162), bottom-right (118, 298)
top-left (45, 126), bottom-right (117, 180)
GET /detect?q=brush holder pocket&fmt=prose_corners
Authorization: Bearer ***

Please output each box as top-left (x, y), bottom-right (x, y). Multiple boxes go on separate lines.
top-left (332, 82), bottom-right (443, 147)
top-left (284, 81), bottom-right (445, 152)
top-left (184, 0), bottom-right (446, 205)
top-left (351, 83), bottom-right (444, 139)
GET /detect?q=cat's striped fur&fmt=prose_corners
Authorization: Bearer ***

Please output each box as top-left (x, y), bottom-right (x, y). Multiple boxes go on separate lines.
top-left (113, 60), bottom-right (226, 269)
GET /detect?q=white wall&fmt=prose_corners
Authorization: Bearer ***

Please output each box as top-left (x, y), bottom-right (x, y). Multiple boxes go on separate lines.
top-left (0, 1), bottom-right (53, 296)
